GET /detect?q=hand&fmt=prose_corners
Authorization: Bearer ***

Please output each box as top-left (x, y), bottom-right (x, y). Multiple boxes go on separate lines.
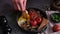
top-left (12, 0), bottom-right (27, 11)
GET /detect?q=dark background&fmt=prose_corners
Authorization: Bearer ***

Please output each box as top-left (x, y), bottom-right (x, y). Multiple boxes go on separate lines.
top-left (0, 0), bottom-right (50, 34)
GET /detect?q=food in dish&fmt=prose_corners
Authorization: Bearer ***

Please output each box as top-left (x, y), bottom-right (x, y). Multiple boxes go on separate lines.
top-left (18, 9), bottom-right (48, 31)
top-left (53, 25), bottom-right (60, 32)
top-left (50, 13), bottom-right (60, 23)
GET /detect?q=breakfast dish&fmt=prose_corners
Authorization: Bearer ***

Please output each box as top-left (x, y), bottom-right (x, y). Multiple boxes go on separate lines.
top-left (17, 8), bottom-right (48, 32)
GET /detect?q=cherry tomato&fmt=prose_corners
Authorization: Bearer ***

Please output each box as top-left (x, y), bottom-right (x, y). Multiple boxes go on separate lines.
top-left (29, 12), bottom-right (38, 20)
top-left (30, 15), bottom-right (37, 20)
top-left (53, 25), bottom-right (60, 32)
top-left (36, 17), bottom-right (43, 24)
top-left (30, 20), bottom-right (37, 26)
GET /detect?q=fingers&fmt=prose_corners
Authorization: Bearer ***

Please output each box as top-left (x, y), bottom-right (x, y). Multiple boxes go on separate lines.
top-left (12, 0), bottom-right (18, 10)
top-left (12, 0), bottom-right (27, 11)
top-left (18, 0), bottom-right (25, 11)
top-left (23, 0), bottom-right (27, 11)
top-left (16, 3), bottom-right (21, 11)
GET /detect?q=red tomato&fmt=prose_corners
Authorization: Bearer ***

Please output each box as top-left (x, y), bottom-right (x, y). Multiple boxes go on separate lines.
top-left (30, 14), bottom-right (37, 20)
top-left (30, 20), bottom-right (37, 26)
top-left (53, 25), bottom-right (60, 32)
top-left (29, 11), bottom-right (38, 19)
top-left (36, 17), bottom-right (43, 24)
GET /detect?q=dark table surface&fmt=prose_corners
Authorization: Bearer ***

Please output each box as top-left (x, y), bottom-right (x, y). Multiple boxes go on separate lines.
top-left (0, 0), bottom-right (50, 34)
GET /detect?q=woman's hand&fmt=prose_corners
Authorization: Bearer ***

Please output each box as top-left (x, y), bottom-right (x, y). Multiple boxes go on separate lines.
top-left (12, 0), bottom-right (27, 11)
